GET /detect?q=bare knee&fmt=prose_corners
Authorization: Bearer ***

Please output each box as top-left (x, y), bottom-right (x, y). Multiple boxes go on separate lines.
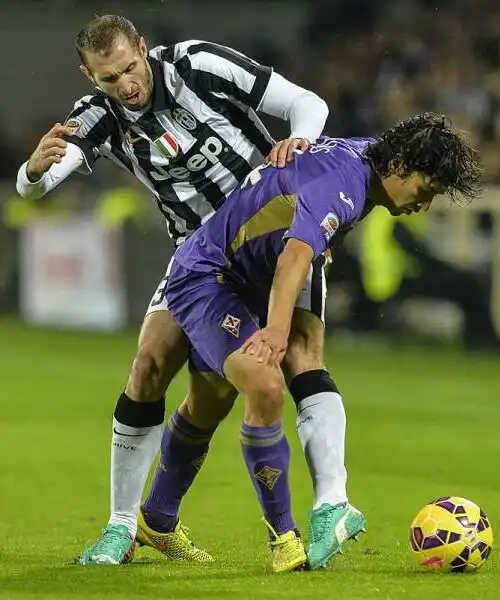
top-left (224, 352), bottom-right (286, 427)
top-left (182, 371), bottom-right (238, 429)
top-left (126, 311), bottom-right (188, 402)
top-left (243, 370), bottom-right (285, 427)
top-left (179, 394), bottom-right (235, 430)
top-left (128, 347), bottom-right (166, 401)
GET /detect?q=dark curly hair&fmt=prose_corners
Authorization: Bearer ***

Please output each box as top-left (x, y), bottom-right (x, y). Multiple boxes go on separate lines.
top-left (76, 15), bottom-right (140, 67)
top-left (366, 113), bottom-right (483, 204)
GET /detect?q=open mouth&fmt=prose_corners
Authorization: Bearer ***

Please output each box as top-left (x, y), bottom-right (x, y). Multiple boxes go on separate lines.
top-left (124, 91), bottom-right (140, 104)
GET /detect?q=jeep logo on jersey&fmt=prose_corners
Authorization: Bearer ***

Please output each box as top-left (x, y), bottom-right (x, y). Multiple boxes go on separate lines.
top-left (173, 108), bottom-right (197, 131)
top-left (150, 136), bottom-right (226, 182)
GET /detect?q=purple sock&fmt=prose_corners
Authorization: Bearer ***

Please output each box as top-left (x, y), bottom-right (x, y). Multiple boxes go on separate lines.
top-left (241, 422), bottom-right (296, 537)
top-left (142, 409), bottom-right (215, 532)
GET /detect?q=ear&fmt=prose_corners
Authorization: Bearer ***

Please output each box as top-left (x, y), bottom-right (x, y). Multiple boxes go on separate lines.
top-left (387, 158), bottom-right (405, 177)
top-left (139, 37), bottom-right (148, 58)
top-left (80, 64), bottom-right (95, 85)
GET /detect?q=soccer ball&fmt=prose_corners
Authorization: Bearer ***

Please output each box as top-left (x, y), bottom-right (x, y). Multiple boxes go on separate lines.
top-left (410, 496), bottom-right (493, 572)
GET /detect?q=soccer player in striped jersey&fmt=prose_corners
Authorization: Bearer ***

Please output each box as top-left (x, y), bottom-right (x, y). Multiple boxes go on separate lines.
top-left (16, 15), bottom-right (334, 566)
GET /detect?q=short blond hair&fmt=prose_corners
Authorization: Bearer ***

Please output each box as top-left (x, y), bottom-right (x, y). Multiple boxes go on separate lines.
top-left (76, 15), bottom-right (140, 66)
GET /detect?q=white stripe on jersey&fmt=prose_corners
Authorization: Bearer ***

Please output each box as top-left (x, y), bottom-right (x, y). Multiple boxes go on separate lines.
top-left (171, 181), bottom-right (214, 227)
top-left (70, 97), bottom-right (108, 133)
top-left (189, 51), bottom-right (258, 95)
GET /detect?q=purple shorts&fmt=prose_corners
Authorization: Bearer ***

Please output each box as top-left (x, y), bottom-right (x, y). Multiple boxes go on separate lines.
top-left (166, 262), bottom-right (261, 377)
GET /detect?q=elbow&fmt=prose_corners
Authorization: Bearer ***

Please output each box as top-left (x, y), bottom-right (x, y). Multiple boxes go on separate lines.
top-left (16, 164), bottom-right (44, 201)
top-left (15, 181), bottom-right (38, 201)
top-left (293, 90), bottom-right (329, 118)
top-left (299, 90), bottom-right (328, 117)
top-left (16, 184), bottom-right (44, 202)
top-left (315, 95), bottom-right (329, 120)
top-left (279, 239), bottom-right (315, 270)
top-left (15, 180), bottom-right (29, 200)
top-left (303, 92), bottom-right (328, 122)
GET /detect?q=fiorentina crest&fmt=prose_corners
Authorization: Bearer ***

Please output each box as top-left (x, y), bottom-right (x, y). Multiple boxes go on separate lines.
top-left (221, 314), bottom-right (241, 337)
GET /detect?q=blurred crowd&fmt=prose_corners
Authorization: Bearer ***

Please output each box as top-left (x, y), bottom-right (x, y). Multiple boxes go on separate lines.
top-left (3, 0), bottom-right (500, 181)
top-left (256, 0), bottom-right (500, 181)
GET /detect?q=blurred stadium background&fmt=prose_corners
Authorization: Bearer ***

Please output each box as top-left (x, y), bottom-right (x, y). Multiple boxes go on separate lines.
top-left (1, 0), bottom-right (500, 343)
top-left (1, 2), bottom-right (500, 598)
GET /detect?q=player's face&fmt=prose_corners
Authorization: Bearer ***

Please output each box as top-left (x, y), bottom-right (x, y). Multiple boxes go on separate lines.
top-left (381, 172), bottom-right (444, 216)
top-left (81, 36), bottom-right (153, 111)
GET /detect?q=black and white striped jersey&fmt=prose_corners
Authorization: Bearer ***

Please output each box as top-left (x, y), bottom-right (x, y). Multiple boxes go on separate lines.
top-left (64, 41), bottom-right (275, 244)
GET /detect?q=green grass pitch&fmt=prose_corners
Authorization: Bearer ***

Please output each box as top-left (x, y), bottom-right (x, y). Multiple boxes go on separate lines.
top-left (0, 318), bottom-right (499, 599)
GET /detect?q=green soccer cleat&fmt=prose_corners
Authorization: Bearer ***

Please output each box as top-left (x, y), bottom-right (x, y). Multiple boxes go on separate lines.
top-left (79, 524), bottom-right (136, 565)
top-left (307, 503), bottom-right (366, 570)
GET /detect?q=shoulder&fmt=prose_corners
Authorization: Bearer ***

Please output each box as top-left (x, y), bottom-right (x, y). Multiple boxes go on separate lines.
top-left (70, 93), bottom-right (110, 112)
top-left (297, 146), bottom-right (370, 221)
top-left (65, 94), bottom-right (115, 138)
top-left (314, 137), bottom-right (371, 181)
top-left (312, 136), bottom-right (372, 158)
top-left (149, 40), bottom-right (209, 64)
top-left (298, 138), bottom-right (370, 185)
top-left (334, 154), bottom-right (371, 216)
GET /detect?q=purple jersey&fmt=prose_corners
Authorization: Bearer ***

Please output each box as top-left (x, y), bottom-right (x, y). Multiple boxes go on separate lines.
top-left (174, 136), bottom-right (373, 289)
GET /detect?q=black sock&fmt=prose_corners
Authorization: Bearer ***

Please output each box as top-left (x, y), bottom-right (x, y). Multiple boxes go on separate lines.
top-left (114, 392), bottom-right (165, 427)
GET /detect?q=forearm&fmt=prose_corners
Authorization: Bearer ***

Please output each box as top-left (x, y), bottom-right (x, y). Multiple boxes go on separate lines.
top-left (267, 241), bottom-right (314, 337)
top-left (16, 143), bottom-right (85, 200)
top-left (259, 73), bottom-right (328, 143)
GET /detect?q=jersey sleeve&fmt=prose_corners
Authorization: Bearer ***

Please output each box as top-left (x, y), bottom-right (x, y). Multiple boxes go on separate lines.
top-left (62, 95), bottom-right (113, 173)
top-left (185, 41), bottom-right (272, 109)
top-left (285, 173), bottom-right (356, 258)
top-left (16, 143), bottom-right (85, 200)
top-left (257, 73), bottom-right (329, 142)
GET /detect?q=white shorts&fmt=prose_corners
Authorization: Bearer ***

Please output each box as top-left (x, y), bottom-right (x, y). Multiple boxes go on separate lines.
top-left (146, 255), bottom-right (327, 323)
top-left (146, 255), bottom-right (175, 315)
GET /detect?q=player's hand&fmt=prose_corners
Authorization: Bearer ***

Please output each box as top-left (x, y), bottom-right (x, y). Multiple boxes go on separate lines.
top-left (242, 327), bottom-right (288, 368)
top-left (265, 138), bottom-right (310, 168)
top-left (26, 123), bottom-right (75, 182)
top-left (324, 248), bottom-right (333, 264)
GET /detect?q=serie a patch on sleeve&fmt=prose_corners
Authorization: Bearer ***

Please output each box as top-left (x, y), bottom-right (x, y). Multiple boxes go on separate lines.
top-left (320, 212), bottom-right (340, 242)
top-left (64, 118), bottom-right (83, 134)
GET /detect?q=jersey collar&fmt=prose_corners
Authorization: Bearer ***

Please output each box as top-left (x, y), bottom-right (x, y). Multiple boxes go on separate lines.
top-left (148, 56), bottom-right (172, 113)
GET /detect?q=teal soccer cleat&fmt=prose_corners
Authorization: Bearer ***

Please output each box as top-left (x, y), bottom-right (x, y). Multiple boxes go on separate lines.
top-left (79, 524), bottom-right (136, 565)
top-left (307, 503), bottom-right (366, 570)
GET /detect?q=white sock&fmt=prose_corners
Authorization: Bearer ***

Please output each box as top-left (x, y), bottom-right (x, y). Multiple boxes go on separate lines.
top-left (109, 417), bottom-right (163, 538)
top-left (296, 392), bottom-right (348, 510)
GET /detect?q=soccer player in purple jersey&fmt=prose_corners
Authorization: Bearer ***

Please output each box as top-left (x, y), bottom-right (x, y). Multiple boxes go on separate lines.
top-left (138, 114), bottom-right (482, 571)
